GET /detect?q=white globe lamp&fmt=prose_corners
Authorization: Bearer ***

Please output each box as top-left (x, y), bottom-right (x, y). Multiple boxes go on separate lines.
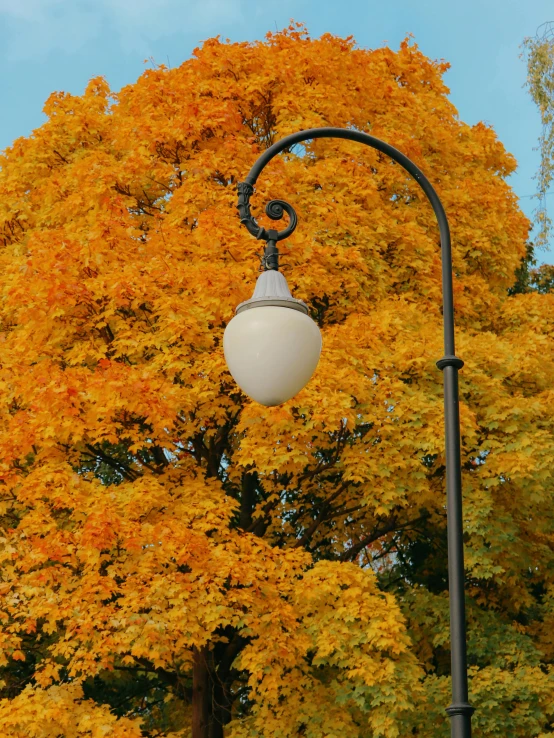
top-left (224, 270), bottom-right (322, 406)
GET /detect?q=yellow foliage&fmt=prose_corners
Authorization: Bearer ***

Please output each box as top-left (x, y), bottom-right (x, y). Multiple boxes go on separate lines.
top-left (0, 21), bottom-right (551, 738)
top-left (0, 684), bottom-right (142, 737)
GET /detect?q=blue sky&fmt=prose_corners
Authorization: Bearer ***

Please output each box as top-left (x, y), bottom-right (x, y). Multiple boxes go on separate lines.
top-left (0, 0), bottom-right (552, 261)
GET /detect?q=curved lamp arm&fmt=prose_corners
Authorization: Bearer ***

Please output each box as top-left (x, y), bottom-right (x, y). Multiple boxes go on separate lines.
top-left (238, 127), bottom-right (457, 355)
top-left (236, 127), bottom-right (474, 738)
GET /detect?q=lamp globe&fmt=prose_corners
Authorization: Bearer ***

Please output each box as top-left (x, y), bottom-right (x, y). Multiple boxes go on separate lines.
top-left (223, 270), bottom-right (322, 406)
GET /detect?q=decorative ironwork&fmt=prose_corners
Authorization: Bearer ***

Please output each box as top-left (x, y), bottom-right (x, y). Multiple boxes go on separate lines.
top-left (236, 183), bottom-right (298, 245)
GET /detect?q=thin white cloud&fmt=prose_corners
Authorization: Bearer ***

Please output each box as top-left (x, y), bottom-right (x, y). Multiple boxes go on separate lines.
top-left (98, 0), bottom-right (244, 52)
top-left (0, 0), bottom-right (247, 60)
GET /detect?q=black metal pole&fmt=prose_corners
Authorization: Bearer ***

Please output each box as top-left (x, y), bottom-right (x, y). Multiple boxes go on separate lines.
top-left (236, 127), bottom-right (474, 736)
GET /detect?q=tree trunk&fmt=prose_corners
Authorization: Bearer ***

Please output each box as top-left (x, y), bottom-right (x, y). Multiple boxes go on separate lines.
top-left (193, 645), bottom-right (232, 738)
top-left (192, 646), bottom-right (211, 738)
top-left (193, 631), bottom-right (247, 737)
top-left (210, 678), bottom-right (231, 738)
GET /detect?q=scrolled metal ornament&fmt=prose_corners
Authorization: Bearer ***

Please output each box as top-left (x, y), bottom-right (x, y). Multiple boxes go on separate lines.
top-left (264, 199), bottom-right (298, 241)
top-left (236, 182), bottom-right (298, 248)
top-left (237, 182), bottom-right (266, 241)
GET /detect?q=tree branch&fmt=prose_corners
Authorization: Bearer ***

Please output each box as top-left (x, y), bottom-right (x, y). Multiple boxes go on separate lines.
top-left (338, 513), bottom-right (429, 562)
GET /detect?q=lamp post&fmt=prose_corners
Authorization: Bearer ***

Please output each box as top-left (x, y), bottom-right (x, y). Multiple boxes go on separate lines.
top-left (223, 127), bottom-right (475, 738)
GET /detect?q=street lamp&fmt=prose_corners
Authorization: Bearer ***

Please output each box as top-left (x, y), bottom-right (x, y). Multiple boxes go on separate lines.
top-left (223, 127), bottom-right (475, 738)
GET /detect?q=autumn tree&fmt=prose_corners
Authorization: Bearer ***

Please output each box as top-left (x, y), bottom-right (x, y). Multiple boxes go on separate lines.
top-left (0, 24), bottom-right (553, 738)
top-left (524, 21), bottom-right (554, 250)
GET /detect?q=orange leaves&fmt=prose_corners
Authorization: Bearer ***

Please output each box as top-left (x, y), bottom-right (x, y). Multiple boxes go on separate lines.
top-left (0, 21), bottom-right (552, 738)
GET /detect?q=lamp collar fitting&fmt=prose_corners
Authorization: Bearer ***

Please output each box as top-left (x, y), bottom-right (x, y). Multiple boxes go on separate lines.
top-left (236, 269), bottom-right (309, 315)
